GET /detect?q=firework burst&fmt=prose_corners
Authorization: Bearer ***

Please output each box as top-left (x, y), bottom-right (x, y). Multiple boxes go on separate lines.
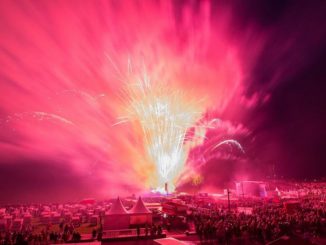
top-left (122, 72), bottom-right (202, 191)
top-left (114, 62), bottom-right (245, 193)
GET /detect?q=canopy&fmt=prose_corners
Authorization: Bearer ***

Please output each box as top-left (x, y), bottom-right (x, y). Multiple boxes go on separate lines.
top-left (130, 197), bottom-right (151, 214)
top-left (107, 197), bottom-right (128, 215)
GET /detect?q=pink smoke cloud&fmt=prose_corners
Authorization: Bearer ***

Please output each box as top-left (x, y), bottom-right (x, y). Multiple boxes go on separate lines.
top-left (1, 0), bottom-right (324, 202)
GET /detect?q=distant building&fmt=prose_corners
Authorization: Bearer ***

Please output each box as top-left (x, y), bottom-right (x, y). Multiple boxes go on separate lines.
top-left (235, 181), bottom-right (267, 198)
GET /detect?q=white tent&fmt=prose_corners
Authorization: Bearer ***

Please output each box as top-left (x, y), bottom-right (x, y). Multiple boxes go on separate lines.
top-left (12, 219), bottom-right (23, 232)
top-left (103, 197), bottom-right (130, 230)
top-left (107, 197), bottom-right (128, 215)
top-left (129, 197), bottom-right (152, 226)
top-left (0, 219), bottom-right (7, 232)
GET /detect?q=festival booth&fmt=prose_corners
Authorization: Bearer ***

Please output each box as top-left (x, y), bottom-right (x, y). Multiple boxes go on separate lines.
top-left (103, 197), bottom-right (130, 230)
top-left (90, 215), bottom-right (99, 226)
top-left (99, 208), bottom-right (106, 217)
top-left (86, 211), bottom-right (94, 221)
top-left (235, 181), bottom-right (267, 198)
top-left (71, 216), bottom-right (81, 227)
top-left (0, 208), bottom-right (6, 218)
top-left (12, 210), bottom-right (20, 219)
top-left (52, 213), bottom-right (61, 224)
top-left (40, 212), bottom-right (51, 224)
top-left (162, 201), bottom-right (188, 216)
top-left (146, 203), bottom-right (162, 212)
top-left (64, 212), bottom-right (72, 222)
top-left (94, 207), bottom-right (102, 215)
top-left (23, 213), bottom-right (32, 225)
top-left (75, 213), bottom-right (82, 220)
top-left (80, 198), bottom-right (95, 205)
top-left (12, 218), bottom-right (23, 232)
top-left (129, 197), bottom-right (152, 227)
top-left (42, 206), bottom-right (51, 212)
top-left (0, 219), bottom-right (7, 232)
top-left (3, 215), bottom-right (12, 228)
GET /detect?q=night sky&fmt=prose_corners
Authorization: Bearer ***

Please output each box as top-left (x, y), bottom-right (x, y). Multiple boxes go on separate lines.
top-left (237, 0), bottom-right (326, 179)
top-left (0, 0), bottom-right (325, 204)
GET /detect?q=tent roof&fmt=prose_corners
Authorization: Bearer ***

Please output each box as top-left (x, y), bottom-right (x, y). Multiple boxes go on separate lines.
top-left (130, 197), bottom-right (151, 214)
top-left (107, 197), bottom-right (128, 215)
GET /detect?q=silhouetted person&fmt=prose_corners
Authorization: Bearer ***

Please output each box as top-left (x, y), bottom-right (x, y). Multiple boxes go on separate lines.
top-left (92, 229), bottom-right (97, 239)
top-left (157, 225), bottom-right (162, 236)
top-left (97, 230), bottom-right (103, 241)
top-left (145, 224), bottom-right (149, 237)
top-left (136, 225), bottom-right (140, 238)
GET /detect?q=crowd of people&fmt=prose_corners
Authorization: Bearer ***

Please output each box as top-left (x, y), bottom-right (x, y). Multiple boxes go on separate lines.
top-left (192, 204), bottom-right (323, 243)
top-left (0, 221), bottom-right (100, 244)
top-left (191, 193), bottom-right (325, 243)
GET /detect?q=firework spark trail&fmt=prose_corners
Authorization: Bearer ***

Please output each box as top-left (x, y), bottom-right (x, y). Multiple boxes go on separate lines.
top-left (174, 116), bottom-right (247, 185)
top-left (123, 74), bottom-right (246, 191)
top-left (54, 90), bottom-right (106, 103)
top-left (117, 77), bottom-right (246, 191)
top-left (0, 112), bottom-right (74, 126)
top-left (188, 118), bottom-right (245, 155)
top-left (211, 139), bottom-right (245, 153)
top-left (124, 74), bottom-right (202, 191)
top-left (177, 137), bottom-right (245, 186)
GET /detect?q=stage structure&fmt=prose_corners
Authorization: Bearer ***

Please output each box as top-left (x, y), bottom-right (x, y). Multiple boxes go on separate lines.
top-left (235, 181), bottom-right (267, 198)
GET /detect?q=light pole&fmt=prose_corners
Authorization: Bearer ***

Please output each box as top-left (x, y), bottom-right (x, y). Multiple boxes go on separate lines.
top-left (227, 188), bottom-right (231, 212)
top-left (165, 182), bottom-right (168, 195)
